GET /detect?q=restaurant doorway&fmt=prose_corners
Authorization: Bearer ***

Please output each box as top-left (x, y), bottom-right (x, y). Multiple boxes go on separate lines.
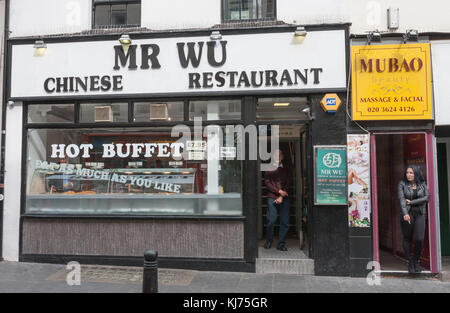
top-left (371, 132), bottom-right (438, 273)
top-left (256, 128), bottom-right (308, 253)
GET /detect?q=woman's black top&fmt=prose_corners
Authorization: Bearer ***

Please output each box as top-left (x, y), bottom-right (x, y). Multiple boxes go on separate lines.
top-left (411, 188), bottom-right (420, 213)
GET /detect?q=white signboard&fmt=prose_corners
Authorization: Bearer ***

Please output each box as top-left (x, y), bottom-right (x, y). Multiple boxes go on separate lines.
top-left (432, 41), bottom-right (450, 126)
top-left (10, 30), bottom-right (347, 99)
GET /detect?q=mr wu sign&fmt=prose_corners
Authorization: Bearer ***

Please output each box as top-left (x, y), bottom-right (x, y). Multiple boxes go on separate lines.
top-left (10, 30), bottom-right (346, 99)
top-left (314, 146), bottom-right (347, 205)
top-left (351, 43), bottom-right (433, 120)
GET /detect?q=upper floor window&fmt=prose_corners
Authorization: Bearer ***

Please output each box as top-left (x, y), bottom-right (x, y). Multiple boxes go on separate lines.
top-left (93, 0), bottom-right (141, 28)
top-left (222, 0), bottom-right (275, 22)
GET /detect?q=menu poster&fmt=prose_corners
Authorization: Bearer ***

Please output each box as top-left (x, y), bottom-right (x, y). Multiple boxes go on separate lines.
top-left (314, 146), bottom-right (347, 205)
top-left (347, 134), bottom-right (371, 227)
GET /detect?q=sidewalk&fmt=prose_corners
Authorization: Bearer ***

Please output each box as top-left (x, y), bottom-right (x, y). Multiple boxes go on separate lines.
top-left (1, 261), bottom-right (450, 293)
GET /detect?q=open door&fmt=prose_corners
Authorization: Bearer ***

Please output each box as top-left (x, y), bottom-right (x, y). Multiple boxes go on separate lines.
top-left (372, 132), bottom-right (438, 273)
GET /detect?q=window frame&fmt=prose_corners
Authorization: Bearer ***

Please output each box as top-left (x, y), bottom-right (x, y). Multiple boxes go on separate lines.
top-left (221, 0), bottom-right (277, 23)
top-left (22, 97), bottom-right (247, 218)
top-left (92, 0), bottom-right (142, 29)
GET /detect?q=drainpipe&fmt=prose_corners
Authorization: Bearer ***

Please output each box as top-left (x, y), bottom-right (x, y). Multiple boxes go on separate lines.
top-left (0, 0), bottom-right (10, 260)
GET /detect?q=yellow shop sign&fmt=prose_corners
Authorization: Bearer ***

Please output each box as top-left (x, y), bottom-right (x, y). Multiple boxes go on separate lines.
top-left (351, 43), bottom-right (432, 120)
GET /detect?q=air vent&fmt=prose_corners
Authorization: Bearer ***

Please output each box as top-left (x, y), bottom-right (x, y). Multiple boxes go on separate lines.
top-left (150, 103), bottom-right (168, 120)
top-left (94, 106), bottom-right (112, 122)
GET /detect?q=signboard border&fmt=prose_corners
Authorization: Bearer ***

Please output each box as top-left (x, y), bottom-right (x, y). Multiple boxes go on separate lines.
top-left (351, 43), bottom-right (433, 121)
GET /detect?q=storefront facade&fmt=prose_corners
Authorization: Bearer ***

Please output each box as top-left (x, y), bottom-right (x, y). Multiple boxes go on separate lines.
top-left (2, 25), bottom-right (356, 275)
top-left (349, 39), bottom-right (441, 274)
top-left (432, 40), bottom-right (450, 261)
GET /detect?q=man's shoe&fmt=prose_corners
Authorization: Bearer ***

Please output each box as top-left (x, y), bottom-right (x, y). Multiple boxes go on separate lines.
top-left (264, 241), bottom-right (272, 249)
top-left (414, 260), bottom-right (422, 273)
top-left (277, 244), bottom-right (287, 251)
top-left (408, 260), bottom-right (416, 274)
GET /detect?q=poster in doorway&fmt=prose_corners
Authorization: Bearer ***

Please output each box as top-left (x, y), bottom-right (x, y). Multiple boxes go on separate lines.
top-left (347, 134), bottom-right (371, 227)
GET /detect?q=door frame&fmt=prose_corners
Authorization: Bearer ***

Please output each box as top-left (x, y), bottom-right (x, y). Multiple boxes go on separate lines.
top-left (436, 138), bottom-right (450, 256)
top-left (371, 131), bottom-right (439, 273)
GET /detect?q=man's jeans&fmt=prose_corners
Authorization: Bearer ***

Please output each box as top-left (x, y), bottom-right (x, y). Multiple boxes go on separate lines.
top-left (266, 197), bottom-right (290, 246)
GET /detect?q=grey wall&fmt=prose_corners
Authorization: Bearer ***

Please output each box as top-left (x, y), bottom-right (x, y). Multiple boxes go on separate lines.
top-left (22, 219), bottom-right (244, 259)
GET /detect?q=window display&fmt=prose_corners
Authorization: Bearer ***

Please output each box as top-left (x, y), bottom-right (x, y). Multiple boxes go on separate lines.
top-left (26, 127), bottom-right (242, 215)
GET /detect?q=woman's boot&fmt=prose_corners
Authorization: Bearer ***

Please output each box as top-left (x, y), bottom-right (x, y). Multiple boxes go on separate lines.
top-left (408, 258), bottom-right (416, 274)
top-left (414, 259), bottom-right (422, 273)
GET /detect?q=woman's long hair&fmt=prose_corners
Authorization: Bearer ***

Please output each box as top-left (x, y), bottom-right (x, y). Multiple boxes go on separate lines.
top-left (403, 164), bottom-right (425, 184)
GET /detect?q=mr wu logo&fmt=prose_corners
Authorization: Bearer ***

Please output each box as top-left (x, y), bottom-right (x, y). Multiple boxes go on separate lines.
top-left (323, 153), bottom-right (342, 168)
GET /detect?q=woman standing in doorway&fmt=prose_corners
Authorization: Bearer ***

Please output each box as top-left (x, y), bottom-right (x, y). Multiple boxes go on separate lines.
top-left (398, 165), bottom-right (430, 274)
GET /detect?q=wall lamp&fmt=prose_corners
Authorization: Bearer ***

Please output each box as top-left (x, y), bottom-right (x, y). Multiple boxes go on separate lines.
top-left (367, 30), bottom-right (381, 44)
top-left (295, 26), bottom-right (307, 38)
top-left (403, 29), bottom-right (419, 43)
top-left (294, 27), bottom-right (307, 44)
top-left (119, 34), bottom-right (132, 53)
top-left (33, 40), bottom-right (47, 56)
top-left (119, 34), bottom-right (132, 45)
top-left (210, 31), bottom-right (222, 41)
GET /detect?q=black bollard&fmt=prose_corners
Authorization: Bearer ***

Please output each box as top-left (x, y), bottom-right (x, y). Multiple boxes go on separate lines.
top-left (143, 250), bottom-right (158, 293)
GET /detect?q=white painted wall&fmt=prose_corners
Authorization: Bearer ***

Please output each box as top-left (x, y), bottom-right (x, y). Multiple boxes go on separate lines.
top-left (142, 0), bottom-right (221, 30)
top-left (348, 0), bottom-right (450, 34)
top-left (431, 41), bottom-right (450, 126)
top-left (2, 103), bottom-right (23, 261)
top-left (9, 0), bottom-right (91, 37)
top-left (8, 0), bottom-right (353, 38)
top-left (277, 0), bottom-right (349, 25)
top-left (8, 0), bottom-right (450, 38)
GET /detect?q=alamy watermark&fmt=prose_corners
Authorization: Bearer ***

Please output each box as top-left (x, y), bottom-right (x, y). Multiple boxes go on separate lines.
top-left (66, 261), bottom-right (81, 286)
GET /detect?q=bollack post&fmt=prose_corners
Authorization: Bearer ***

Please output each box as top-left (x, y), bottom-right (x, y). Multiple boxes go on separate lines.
top-left (143, 250), bottom-right (158, 293)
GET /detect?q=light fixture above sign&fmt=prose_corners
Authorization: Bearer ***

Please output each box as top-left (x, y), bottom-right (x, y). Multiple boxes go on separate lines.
top-left (119, 34), bottom-right (131, 45)
top-left (119, 34), bottom-right (132, 53)
top-left (210, 31), bottom-right (222, 41)
top-left (403, 29), bottom-right (419, 43)
top-left (273, 102), bottom-right (290, 107)
top-left (34, 40), bottom-right (47, 56)
top-left (294, 27), bottom-right (307, 37)
top-left (367, 30), bottom-right (381, 44)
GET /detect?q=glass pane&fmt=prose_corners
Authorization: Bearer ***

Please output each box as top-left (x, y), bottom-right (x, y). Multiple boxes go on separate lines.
top-left (224, 0), bottom-right (274, 20)
top-left (134, 102), bottom-right (183, 122)
top-left (94, 5), bottom-right (110, 26)
top-left (262, 0), bottom-right (275, 19)
top-left (28, 104), bottom-right (74, 124)
top-left (127, 3), bottom-right (141, 26)
top-left (189, 100), bottom-right (241, 121)
top-left (241, 0), bottom-right (257, 19)
top-left (80, 103), bottom-right (128, 123)
top-left (111, 4), bottom-right (127, 26)
top-left (257, 97), bottom-right (309, 121)
top-left (226, 0), bottom-right (241, 20)
top-left (26, 127), bottom-right (242, 215)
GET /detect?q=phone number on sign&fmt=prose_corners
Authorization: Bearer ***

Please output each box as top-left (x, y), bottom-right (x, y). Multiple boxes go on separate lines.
top-left (367, 106), bottom-right (416, 113)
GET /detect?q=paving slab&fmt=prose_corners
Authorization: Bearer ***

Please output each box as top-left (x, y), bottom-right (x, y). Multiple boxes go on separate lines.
top-left (2, 261), bottom-right (450, 293)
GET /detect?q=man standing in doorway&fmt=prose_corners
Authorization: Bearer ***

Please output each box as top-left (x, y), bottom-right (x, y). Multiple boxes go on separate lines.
top-left (264, 149), bottom-right (291, 251)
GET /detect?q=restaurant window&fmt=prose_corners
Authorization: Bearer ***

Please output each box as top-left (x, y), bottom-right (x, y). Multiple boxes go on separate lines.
top-left (28, 104), bottom-right (75, 124)
top-left (25, 127), bottom-right (243, 216)
top-left (134, 101), bottom-right (184, 122)
top-left (93, 0), bottom-right (141, 28)
top-left (257, 97), bottom-right (309, 121)
top-left (80, 102), bottom-right (129, 123)
top-left (222, 0), bottom-right (275, 21)
top-left (189, 100), bottom-right (241, 121)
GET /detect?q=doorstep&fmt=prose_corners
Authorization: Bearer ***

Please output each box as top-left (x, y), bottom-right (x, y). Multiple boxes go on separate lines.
top-left (256, 240), bottom-right (314, 275)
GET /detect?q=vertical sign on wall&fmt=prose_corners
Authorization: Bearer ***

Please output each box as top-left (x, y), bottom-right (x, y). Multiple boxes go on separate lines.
top-left (314, 146), bottom-right (347, 205)
top-left (347, 134), bottom-right (371, 227)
